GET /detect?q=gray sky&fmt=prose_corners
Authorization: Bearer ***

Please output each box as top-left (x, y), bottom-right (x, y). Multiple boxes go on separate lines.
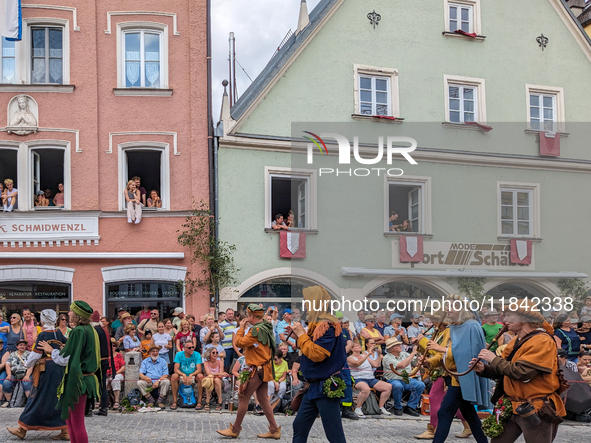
top-left (212, 0), bottom-right (322, 122)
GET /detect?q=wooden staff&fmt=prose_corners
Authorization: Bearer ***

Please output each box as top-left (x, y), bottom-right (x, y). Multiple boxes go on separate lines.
top-left (389, 311), bottom-right (448, 377)
top-left (442, 324), bottom-right (508, 377)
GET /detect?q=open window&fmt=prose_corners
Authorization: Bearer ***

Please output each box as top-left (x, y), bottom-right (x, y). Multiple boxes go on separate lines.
top-left (385, 176), bottom-right (431, 235)
top-left (0, 148), bottom-right (18, 186)
top-left (121, 148), bottom-right (167, 210)
top-left (264, 167), bottom-right (317, 230)
top-left (270, 175), bottom-right (308, 229)
top-left (31, 148), bottom-right (65, 209)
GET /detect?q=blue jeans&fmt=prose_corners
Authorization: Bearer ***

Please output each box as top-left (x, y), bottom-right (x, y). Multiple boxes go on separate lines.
top-left (293, 394), bottom-right (345, 443)
top-left (3, 378), bottom-right (32, 394)
top-left (387, 378), bottom-right (425, 410)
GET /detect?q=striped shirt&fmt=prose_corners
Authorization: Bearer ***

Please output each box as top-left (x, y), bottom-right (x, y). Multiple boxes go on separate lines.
top-left (219, 320), bottom-right (237, 349)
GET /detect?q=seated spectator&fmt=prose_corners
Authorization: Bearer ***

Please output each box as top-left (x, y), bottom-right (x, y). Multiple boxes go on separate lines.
top-left (34, 190), bottom-right (49, 207)
top-left (44, 189), bottom-right (55, 206)
top-left (0, 182), bottom-right (5, 208)
top-left (200, 314), bottom-right (223, 346)
top-left (147, 190), bottom-right (162, 208)
top-left (3, 178), bottom-right (17, 212)
top-left (384, 314), bottom-right (409, 346)
top-left (175, 320), bottom-right (197, 353)
top-left (124, 180), bottom-right (142, 224)
top-left (278, 341), bottom-right (302, 389)
top-left (0, 338), bottom-right (9, 405)
top-left (52, 183), bottom-right (64, 208)
top-left (382, 337), bottom-right (424, 416)
top-left (577, 315), bottom-right (591, 352)
top-left (271, 213), bottom-right (288, 230)
top-left (268, 350), bottom-right (289, 399)
top-left (107, 341), bottom-right (125, 409)
top-left (171, 341), bottom-right (202, 410)
top-left (359, 316), bottom-right (385, 351)
top-left (348, 341), bottom-right (392, 418)
top-left (140, 329), bottom-right (154, 359)
top-left (558, 348), bottom-right (579, 372)
top-left (122, 324), bottom-right (141, 351)
top-left (138, 346), bottom-right (170, 408)
top-left (577, 352), bottom-right (591, 380)
top-left (204, 331), bottom-right (226, 359)
top-left (133, 176), bottom-right (147, 206)
top-left (2, 340), bottom-right (33, 402)
top-left (286, 210), bottom-right (295, 228)
top-left (202, 347), bottom-right (229, 411)
top-left (152, 322), bottom-right (173, 364)
top-left (388, 211), bottom-right (401, 231)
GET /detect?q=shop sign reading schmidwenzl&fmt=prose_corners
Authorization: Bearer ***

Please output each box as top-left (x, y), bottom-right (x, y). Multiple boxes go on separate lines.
top-left (0, 216), bottom-right (99, 243)
top-left (392, 241), bottom-right (534, 270)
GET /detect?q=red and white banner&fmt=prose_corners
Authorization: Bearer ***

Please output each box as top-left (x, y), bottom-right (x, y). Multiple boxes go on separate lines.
top-left (510, 239), bottom-right (532, 265)
top-left (399, 236), bottom-right (423, 263)
top-left (280, 231), bottom-right (306, 258)
top-left (539, 131), bottom-right (560, 157)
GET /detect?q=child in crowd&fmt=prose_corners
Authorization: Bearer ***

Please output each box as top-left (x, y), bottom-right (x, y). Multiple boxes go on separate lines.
top-left (140, 329), bottom-right (154, 359)
top-left (268, 350), bottom-right (289, 399)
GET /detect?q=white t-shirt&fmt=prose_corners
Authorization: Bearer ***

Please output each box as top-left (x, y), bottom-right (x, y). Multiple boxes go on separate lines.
top-left (152, 332), bottom-right (172, 355)
top-left (350, 354), bottom-right (375, 380)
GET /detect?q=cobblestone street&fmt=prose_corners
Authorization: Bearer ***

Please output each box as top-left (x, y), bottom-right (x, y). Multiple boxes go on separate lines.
top-left (0, 408), bottom-right (589, 443)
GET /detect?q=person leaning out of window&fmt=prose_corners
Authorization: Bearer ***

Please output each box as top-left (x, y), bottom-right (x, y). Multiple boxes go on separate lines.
top-left (124, 180), bottom-right (142, 224)
top-left (147, 190), bottom-right (162, 208)
top-left (52, 183), bottom-right (64, 208)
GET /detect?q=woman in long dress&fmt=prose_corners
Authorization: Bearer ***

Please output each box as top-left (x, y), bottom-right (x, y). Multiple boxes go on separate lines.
top-left (6, 310), bottom-right (69, 440)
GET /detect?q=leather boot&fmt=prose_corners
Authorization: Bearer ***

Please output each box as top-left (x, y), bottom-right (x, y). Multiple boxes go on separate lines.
top-left (414, 423), bottom-right (435, 439)
top-left (7, 426), bottom-right (27, 440)
top-left (216, 422), bottom-right (241, 438)
top-left (257, 425), bottom-right (281, 439)
top-left (52, 430), bottom-right (70, 440)
top-left (455, 421), bottom-right (472, 438)
top-left (341, 405), bottom-right (359, 420)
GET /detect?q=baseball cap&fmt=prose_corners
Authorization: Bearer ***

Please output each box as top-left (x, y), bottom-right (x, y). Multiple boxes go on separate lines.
top-left (172, 307), bottom-right (184, 316)
top-left (580, 316), bottom-right (591, 322)
top-left (390, 313), bottom-right (403, 321)
top-left (412, 313), bottom-right (421, 319)
top-left (283, 309), bottom-right (292, 315)
top-left (36, 190), bottom-right (44, 196)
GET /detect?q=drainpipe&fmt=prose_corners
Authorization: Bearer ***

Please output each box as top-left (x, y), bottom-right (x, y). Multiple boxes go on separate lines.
top-left (206, 0), bottom-right (216, 311)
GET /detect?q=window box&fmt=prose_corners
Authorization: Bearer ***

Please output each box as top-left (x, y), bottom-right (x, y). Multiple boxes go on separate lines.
top-left (497, 182), bottom-right (540, 239)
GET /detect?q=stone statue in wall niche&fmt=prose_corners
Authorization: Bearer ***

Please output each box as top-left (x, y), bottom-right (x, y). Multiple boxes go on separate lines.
top-left (7, 95), bottom-right (38, 136)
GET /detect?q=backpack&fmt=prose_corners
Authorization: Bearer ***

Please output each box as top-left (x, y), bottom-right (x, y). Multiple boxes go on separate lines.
top-left (126, 388), bottom-right (142, 406)
top-left (361, 390), bottom-right (381, 416)
top-left (178, 384), bottom-right (196, 408)
top-left (8, 382), bottom-right (26, 408)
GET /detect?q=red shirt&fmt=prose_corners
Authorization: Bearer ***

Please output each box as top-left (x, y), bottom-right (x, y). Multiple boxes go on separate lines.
top-left (108, 353), bottom-right (125, 377)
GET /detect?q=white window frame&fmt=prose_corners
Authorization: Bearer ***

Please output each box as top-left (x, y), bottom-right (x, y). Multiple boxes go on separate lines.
top-left (1, 37), bottom-right (17, 84)
top-left (353, 64), bottom-right (400, 118)
top-left (117, 22), bottom-right (169, 89)
top-left (118, 142), bottom-right (171, 211)
top-left (444, 74), bottom-right (486, 124)
top-left (497, 182), bottom-right (540, 239)
top-left (525, 84), bottom-right (565, 133)
top-left (384, 175), bottom-right (432, 235)
top-left (0, 141), bottom-right (71, 211)
top-left (444, 0), bottom-right (481, 35)
top-left (18, 18), bottom-right (70, 85)
top-left (264, 166), bottom-right (317, 230)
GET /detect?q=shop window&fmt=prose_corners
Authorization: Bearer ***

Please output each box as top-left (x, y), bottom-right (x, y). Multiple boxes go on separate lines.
top-left (1, 37), bottom-right (16, 83)
top-left (0, 282), bottom-right (71, 319)
top-left (265, 167), bottom-right (317, 230)
top-left (105, 281), bottom-right (183, 322)
top-left (31, 148), bottom-right (65, 209)
top-left (385, 176), bottom-right (432, 235)
top-left (124, 149), bottom-right (164, 209)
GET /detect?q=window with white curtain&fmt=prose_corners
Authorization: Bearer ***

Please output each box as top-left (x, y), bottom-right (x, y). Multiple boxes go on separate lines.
top-left (122, 30), bottom-right (162, 88)
top-left (31, 27), bottom-right (63, 84)
top-left (1, 37), bottom-right (16, 83)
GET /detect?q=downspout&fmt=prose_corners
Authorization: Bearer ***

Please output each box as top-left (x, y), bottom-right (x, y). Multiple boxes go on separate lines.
top-left (206, 0), bottom-right (217, 310)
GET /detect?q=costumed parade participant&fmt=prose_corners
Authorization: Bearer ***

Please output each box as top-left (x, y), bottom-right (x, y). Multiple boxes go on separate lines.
top-left (288, 286), bottom-right (347, 443)
top-left (473, 300), bottom-right (566, 443)
top-left (217, 304), bottom-right (280, 439)
top-left (85, 311), bottom-right (112, 417)
top-left (6, 309), bottom-right (68, 440)
top-left (414, 312), bottom-right (470, 439)
top-left (427, 294), bottom-right (490, 443)
top-left (39, 301), bottom-right (100, 443)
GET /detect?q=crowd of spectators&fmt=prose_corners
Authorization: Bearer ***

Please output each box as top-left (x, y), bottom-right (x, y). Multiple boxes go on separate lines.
top-left (2, 298), bottom-right (591, 423)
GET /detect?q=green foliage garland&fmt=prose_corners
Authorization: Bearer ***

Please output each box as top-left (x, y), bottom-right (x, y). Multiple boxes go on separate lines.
top-left (482, 397), bottom-right (513, 438)
top-left (401, 369), bottom-right (410, 384)
top-left (323, 377), bottom-right (346, 398)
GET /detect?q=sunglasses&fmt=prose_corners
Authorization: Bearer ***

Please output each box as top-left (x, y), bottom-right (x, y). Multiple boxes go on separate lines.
top-left (11, 316), bottom-right (18, 320)
top-left (185, 346), bottom-right (194, 350)
top-left (211, 351), bottom-right (218, 354)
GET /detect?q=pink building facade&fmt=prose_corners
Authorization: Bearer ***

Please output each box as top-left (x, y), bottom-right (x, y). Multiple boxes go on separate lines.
top-left (0, 1), bottom-right (211, 321)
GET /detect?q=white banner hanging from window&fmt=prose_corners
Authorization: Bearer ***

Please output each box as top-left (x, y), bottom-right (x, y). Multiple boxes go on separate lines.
top-left (0, 215), bottom-right (99, 242)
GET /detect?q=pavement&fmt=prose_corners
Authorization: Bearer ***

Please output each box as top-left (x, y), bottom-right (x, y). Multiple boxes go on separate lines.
top-left (0, 408), bottom-right (589, 442)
